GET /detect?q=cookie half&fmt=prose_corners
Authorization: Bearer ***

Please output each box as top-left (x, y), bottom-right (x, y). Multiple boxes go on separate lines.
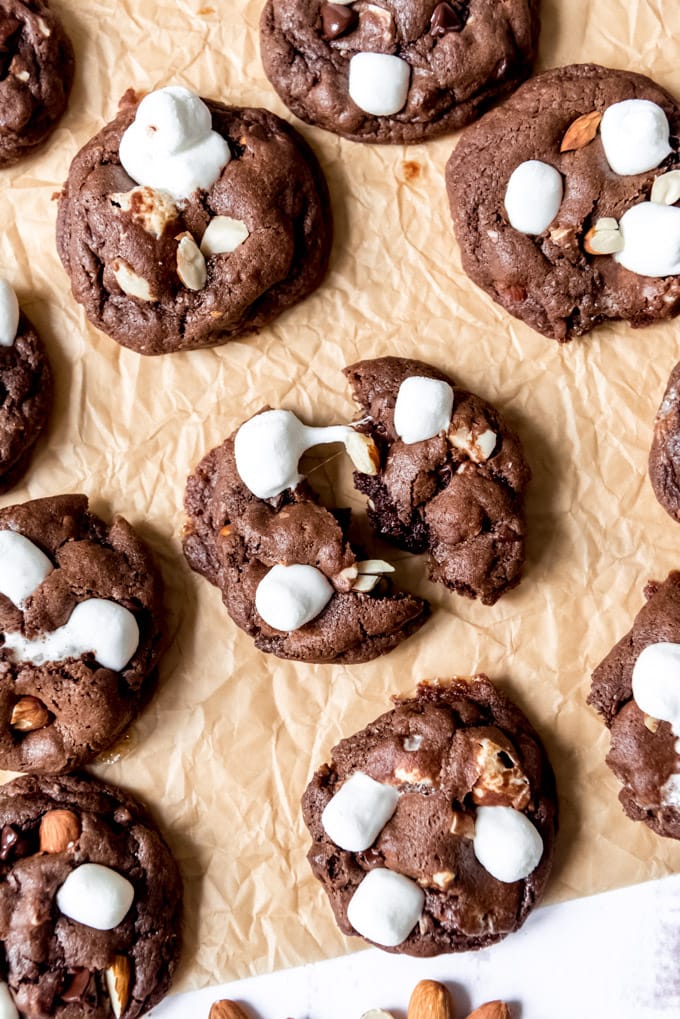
top-left (346, 356), bottom-right (530, 605)
top-left (0, 772), bottom-right (182, 1018)
top-left (649, 361), bottom-right (680, 522)
top-left (589, 572), bottom-right (680, 840)
top-left (303, 677), bottom-right (557, 955)
top-left (260, 0), bottom-right (540, 144)
top-left (57, 87), bottom-right (332, 355)
top-left (0, 0), bottom-right (74, 167)
top-left (447, 64), bottom-right (680, 341)
top-left (0, 494), bottom-right (164, 773)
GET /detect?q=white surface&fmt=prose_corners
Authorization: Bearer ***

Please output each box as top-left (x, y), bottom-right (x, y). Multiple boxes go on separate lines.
top-left (600, 99), bottom-right (672, 175)
top-left (393, 376), bottom-right (454, 445)
top-left (151, 876), bottom-right (680, 1018)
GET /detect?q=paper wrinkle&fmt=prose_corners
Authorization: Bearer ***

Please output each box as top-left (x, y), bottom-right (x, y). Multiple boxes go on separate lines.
top-left (0, 0), bottom-right (678, 995)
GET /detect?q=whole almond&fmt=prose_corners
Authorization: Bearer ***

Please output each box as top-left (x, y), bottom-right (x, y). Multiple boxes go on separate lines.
top-left (39, 809), bottom-right (80, 853)
top-left (105, 955), bottom-right (132, 1018)
top-left (465, 1002), bottom-right (511, 1019)
top-left (560, 110), bottom-right (602, 152)
top-left (10, 696), bottom-right (49, 732)
top-left (407, 980), bottom-right (454, 1019)
top-left (209, 1002), bottom-right (251, 1019)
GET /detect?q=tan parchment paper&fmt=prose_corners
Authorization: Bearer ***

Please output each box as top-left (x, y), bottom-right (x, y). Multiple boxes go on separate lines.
top-left (1, 0), bottom-right (680, 992)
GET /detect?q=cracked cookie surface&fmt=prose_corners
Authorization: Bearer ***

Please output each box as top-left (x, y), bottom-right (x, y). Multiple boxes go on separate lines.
top-left (0, 313), bottom-right (52, 491)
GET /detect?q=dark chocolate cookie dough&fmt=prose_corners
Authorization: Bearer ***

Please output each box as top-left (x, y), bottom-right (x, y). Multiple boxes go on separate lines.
top-left (0, 772), bottom-right (182, 1018)
top-left (0, 0), bottom-right (74, 167)
top-left (447, 64), bottom-right (680, 341)
top-left (56, 91), bottom-right (332, 355)
top-left (0, 313), bottom-right (52, 491)
top-left (589, 572), bottom-right (680, 840)
top-left (0, 494), bottom-right (164, 774)
top-left (346, 356), bottom-right (530, 605)
top-left (649, 361), bottom-right (680, 522)
top-left (260, 0), bottom-right (540, 144)
top-left (303, 677), bottom-right (557, 955)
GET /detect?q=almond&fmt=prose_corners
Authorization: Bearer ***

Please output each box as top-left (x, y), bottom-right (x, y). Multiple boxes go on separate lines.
top-left (105, 955), bottom-right (132, 1018)
top-left (560, 110), bottom-right (602, 152)
top-left (651, 169), bottom-right (680, 207)
top-left (361, 1012), bottom-right (395, 1019)
top-left (356, 559), bottom-right (395, 575)
top-left (39, 810), bottom-right (80, 853)
top-left (407, 980), bottom-right (454, 1019)
top-left (176, 232), bottom-right (207, 291)
top-left (352, 574), bottom-right (381, 593)
top-left (10, 696), bottom-right (49, 732)
top-left (209, 1002), bottom-right (251, 1019)
top-left (465, 1002), bottom-right (511, 1019)
top-left (200, 216), bottom-right (249, 256)
top-left (644, 714), bottom-right (660, 733)
top-left (110, 186), bottom-right (178, 239)
top-left (584, 218), bottom-right (624, 255)
top-left (345, 431), bottom-right (380, 475)
top-left (112, 259), bottom-right (155, 302)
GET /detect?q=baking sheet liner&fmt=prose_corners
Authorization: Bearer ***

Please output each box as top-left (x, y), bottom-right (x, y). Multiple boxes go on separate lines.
top-left (1, 0), bottom-right (680, 992)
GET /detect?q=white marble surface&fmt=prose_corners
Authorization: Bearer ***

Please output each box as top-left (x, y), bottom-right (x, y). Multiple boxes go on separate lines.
top-left (151, 875), bottom-right (680, 1018)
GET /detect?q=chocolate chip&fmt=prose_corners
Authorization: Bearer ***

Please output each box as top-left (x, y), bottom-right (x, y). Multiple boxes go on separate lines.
top-left (321, 2), bottom-right (358, 40)
top-left (0, 824), bottom-right (19, 860)
top-left (430, 1), bottom-right (467, 37)
top-left (61, 969), bottom-right (91, 1003)
top-left (113, 806), bottom-right (133, 826)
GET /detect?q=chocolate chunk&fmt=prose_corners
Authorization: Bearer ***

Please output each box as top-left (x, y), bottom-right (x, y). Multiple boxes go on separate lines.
top-left (0, 824), bottom-right (19, 861)
top-left (321, 2), bottom-right (358, 39)
top-left (430, 1), bottom-right (467, 36)
top-left (61, 969), bottom-right (91, 1003)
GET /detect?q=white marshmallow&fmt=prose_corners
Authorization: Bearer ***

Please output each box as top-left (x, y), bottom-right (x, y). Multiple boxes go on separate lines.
top-left (4, 598), bottom-right (140, 672)
top-left (234, 409), bottom-right (354, 500)
top-left (393, 376), bottom-right (454, 445)
top-left (473, 805), bottom-right (543, 883)
top-left (632, 642), bottom-right (680, 733)
top-left (119, 86), bottom-right (231, 202)
top-left (661, 771), bottom-right (680, 808)
top-left (0, 280), bottom-right (19, 348)
top-left (615, 202), bottom-right (680, 277)
top-left (321, 772), bottom-right (399, 852)
top-left (0, 530), bottom-right (53, 608)
top-left (0, 984), bottom-right (17, 1019)
top-left (504, 160), bottom-right (563, 235)
top-left (347, 868), bottom-right (424, 947)
top-left (255, 564), bottom-right (333, 631)
top-left (601, 99), bottom-right (672, 176)
top-left (348, 53), bottom-right (410, 117)
top-left (56, 863), bottom-right (135, 931)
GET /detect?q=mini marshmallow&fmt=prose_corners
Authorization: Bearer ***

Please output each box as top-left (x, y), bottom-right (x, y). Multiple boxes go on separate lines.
top-left (4, 598), bottom-right (140, 671)
top-left (348, 53), bottom-right (410, 117)
top-left (119, 86), bottom-right (231, 202)
top-left (601, 99), bottom-right (672, 176)
top-left (473, 805), bottom-right (543, 883)
top-left (234, 409), bottom-right (354, 500)
top-left (347, 868), bottom-right (424, 947)
top-left (56, 863), bottom-right (134, 931)
top-left (661, 771), bottom-right (680, 809)
top-left (615, 202), bottom-right (680, 277)
top-left (504, 160), bottom-right (563, 235)
top-left (0, 279), bottom-right (19, 348)
top-left (0, 984), bottom-right (17, 1019)
top-left (0, 530), bottom-right (53, 608)
top-left (393, 376), bottom-right (454, 444)
top-left (255, 564), bottom-right (333, 631)
top-left (321, 772), bottom-right (399, 852)
top-left (632, 642), bottom-right (680, 732)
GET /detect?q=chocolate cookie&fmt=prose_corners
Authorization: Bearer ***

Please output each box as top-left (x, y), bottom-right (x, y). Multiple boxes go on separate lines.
top-left (346, 356), bottom-right (530, 605)
top-left (0, 0), bottom-right (74, 167)
top-left (589, 572), bottom-right (680, 840)
top-left (302, 677), bottom-right (557, 955)
top-left (447, 64), bottom-right (680, 341)
top-left (649, 361), bottom-right (680, 522)
top-left (260, 0), bottom-right (540, 144)
top-left (56, 86), bottom-right (332, 355)
top-left (0, 279), bottom-right (52, 490)
top-left (183, 408), bottom-right (429, 664)
top-left (0, 771), bottom-right (182, 1017)
top-left (0, 494), bottom-right (164, 774)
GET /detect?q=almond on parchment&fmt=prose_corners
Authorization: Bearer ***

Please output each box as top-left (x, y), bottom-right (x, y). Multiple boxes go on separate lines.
top-left (560, 110), bottom-right (602, 152)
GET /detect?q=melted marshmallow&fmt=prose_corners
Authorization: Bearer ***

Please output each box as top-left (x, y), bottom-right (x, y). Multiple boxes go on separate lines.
top-left (4, 599), bottom-right (140, 672)
top-left (0, 530), bottom-right (53, 607)
top-left (601, 99), bottom-right (672, 176)
top-left (0, 984), bottom-right (17, 1019)
top-left (0, 279), bottom-right (19, 348)
top-left (119, 86), bottom-right (231, 202)
top-left (615, 202), bottom-right (680, 277)
top-left (632, 642), bottom-right (680, 733)
top-left (321, 772), bottom-right (399, 852)
top-left (348, 53), bottom-right (410, 117)
top-left (473, 805), bottom-right (543, 883)
top-left (57, 864), bottom-right (135, 931)
top-left (234, 409), bottom-right (355, 500)
top-left (255, 564), bottom-right (333, 632)
top-left (347, 868), bottom-right (424, 947)
top-left (393, 376), bottom-right (454, 444)
top-left (505, 160), bottom-right (563, 235)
